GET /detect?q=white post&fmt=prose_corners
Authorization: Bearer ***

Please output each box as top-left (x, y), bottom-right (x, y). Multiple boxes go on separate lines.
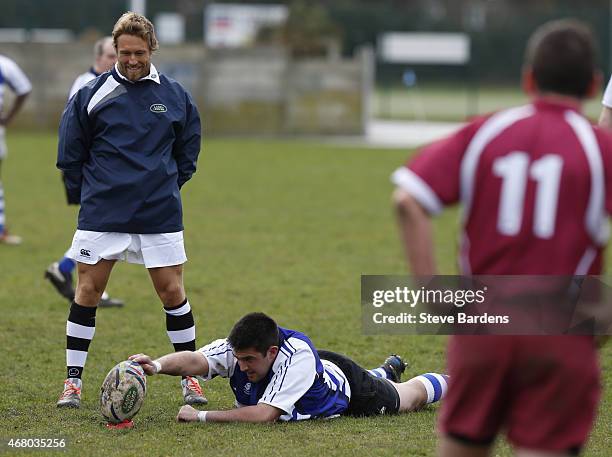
top-left (128, 0), bottom-right (146, 15)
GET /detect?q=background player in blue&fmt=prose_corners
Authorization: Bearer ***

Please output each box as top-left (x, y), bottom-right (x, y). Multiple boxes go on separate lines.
top-left (56, 12), bottom-right (206, 408)
top-left (130, 312), bottom-right (448, 423)
top-left (0, 54), bottom-right (31, 245)
top-left (45, 36), bottom-right (124, 307)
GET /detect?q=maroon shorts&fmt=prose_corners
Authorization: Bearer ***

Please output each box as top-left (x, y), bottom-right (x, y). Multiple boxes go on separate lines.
top-left (439, 335), bottom-right (601, 453)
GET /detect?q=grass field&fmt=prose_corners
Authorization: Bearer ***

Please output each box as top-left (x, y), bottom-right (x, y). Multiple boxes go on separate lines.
top-left (373, 85), bottom-right (606, 123)
top-left (0, 132), bottom-right (610, 456)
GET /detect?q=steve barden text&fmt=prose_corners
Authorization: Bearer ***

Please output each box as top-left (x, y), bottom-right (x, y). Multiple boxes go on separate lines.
top-left (361, 275), bottom-right (612, 335)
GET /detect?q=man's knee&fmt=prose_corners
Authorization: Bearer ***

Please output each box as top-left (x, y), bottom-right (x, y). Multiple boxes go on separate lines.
top-left (156, 281), bottom-right (185, 305)
top-left (75, 279), bottom-right (105, 305)
top-left (75, 261), bottom-right (114, 302)
top-left (396, 379), bottom-right (428, 412)
top-left (149, 265), bottom-right (185, 306)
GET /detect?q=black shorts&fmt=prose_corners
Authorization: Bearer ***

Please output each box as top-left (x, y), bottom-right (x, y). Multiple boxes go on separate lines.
top-left (317, 350), bottom-right (400, 416)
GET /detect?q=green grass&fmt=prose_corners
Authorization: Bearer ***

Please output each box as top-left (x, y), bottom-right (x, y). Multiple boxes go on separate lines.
top-left (0, 133), bottom-right (610, 456)
top-left (373, 85), bottom-right (605, 122)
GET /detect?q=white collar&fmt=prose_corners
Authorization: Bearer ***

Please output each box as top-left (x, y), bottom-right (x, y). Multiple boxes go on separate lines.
top-left (114, 63), bottom-right (160, 85)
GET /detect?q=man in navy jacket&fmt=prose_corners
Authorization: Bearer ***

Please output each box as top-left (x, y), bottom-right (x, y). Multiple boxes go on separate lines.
top-left (56, 11), bottom-right (206, 408)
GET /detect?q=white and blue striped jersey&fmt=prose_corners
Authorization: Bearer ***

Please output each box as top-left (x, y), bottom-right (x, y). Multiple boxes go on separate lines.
top-left (68, 68), bottom-right (100, 100)
top-left (198, 327), bottom-right (351, 421)
top-left (0, 55), bottom-right (31, 112)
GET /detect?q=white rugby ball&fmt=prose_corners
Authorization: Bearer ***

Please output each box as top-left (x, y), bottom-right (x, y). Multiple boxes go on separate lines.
top-left (100, 360), bottom-right (147, 423)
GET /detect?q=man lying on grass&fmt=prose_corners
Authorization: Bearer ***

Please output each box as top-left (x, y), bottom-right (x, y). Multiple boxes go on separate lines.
top-left (130, 312), bottom-right (447, 423)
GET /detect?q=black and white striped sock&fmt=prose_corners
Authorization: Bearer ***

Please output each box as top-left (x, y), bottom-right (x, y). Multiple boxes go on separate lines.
top-left (164, 299), bottom-right (196, 353)
top-left (66, 302), bottom-right (96, 379)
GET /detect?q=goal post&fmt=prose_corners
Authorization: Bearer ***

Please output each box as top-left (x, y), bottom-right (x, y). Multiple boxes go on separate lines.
top-left (377, 32), bottom-right (477, 120)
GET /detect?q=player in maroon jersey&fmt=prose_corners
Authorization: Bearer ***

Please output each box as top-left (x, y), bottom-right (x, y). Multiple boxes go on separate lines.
top-left (392, 20), bottom-right (608, 456)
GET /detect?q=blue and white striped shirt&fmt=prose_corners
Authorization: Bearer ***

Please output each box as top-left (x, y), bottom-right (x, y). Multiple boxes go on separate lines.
top-left (198, 327), bottom-right (351, 421)
top-left (0, 55), bottom-right (31, 112)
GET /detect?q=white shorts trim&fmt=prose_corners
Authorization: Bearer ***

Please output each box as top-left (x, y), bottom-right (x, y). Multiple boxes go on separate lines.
top-left (68, 230), bottom-right (187, 268)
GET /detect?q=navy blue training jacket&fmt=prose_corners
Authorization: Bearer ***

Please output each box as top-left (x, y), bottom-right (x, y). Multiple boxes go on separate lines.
top-left (57, 64), bottom-right (201, 234)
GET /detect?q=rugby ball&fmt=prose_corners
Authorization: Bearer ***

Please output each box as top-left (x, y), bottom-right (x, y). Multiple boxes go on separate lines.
top-left (100, 360), bottom-right (147, 423)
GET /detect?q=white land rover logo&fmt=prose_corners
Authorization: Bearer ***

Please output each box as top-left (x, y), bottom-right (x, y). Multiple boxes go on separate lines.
top-left (150, 103), bottom-right (167, 113)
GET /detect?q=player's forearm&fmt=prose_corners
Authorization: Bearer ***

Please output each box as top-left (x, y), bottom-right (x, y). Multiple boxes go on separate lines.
top-left (203, 404), bottom-right (281, 423)
top-left (1, 94), bottom-right (28, 125)
top-left (156, 351), bottom-right (208, 377)
top-left (394, 190), bottom-right (437, 275)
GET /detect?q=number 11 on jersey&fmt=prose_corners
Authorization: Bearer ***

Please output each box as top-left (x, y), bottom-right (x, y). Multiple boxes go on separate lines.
top-left (493, 153), bottom-right (563, 238)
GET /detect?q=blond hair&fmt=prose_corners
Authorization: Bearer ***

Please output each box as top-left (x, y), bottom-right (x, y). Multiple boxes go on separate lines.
top-left (112, 11), bottom-right (158, 52)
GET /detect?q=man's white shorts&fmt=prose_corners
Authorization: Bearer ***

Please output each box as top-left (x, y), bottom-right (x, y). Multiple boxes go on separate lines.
top-left (68, 230), bottom-right (187, 268)
top-left (0, 126), bottom-right (7, 159)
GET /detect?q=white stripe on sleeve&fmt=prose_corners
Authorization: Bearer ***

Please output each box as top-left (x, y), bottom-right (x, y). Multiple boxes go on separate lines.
top-left (198, 338), bottom-right (236, 379)
top-left (87, 77), bottom-right (121, 114)
top-left (391, 167), bottom-right (444, 215)
top-left (564, 110), bottom-right (609, 246)
top-left (460, 105), bottom-right (535, 222)
top-left (259, 338), bottom-right (316, 414)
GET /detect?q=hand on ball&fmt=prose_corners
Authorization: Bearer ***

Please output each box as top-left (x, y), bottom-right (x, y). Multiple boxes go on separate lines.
top-left (128, 354), bottom-right (158, 375)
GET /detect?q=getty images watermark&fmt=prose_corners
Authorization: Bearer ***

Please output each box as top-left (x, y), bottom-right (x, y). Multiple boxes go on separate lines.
top-left (362, 275), bottom-right (612, 335)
